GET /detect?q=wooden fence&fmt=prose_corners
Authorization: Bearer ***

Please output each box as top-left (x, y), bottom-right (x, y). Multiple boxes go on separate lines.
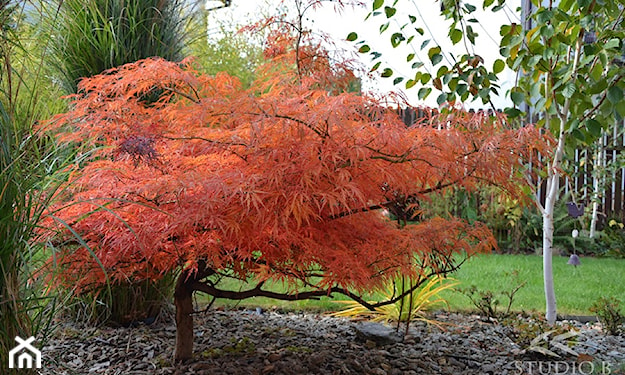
top-left (396, 106), bottom-right (625, 223)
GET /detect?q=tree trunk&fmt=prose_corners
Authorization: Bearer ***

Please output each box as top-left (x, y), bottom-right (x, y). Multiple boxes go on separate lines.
top-left (543, 174), bottom-right (558, 325)
top-left (542, 117), bottom-right (567, 325)
top-left (174, 271), bottom-right (194, 361)
top-left (590, 137), bottom-right (603, 238)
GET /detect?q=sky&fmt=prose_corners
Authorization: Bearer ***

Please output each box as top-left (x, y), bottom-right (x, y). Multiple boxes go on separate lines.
top-left (205, 0), bottom-right (522, 109)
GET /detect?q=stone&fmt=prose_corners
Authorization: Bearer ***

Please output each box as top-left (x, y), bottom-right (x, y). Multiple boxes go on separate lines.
top-left (354, 322), bottom-right (403, 346)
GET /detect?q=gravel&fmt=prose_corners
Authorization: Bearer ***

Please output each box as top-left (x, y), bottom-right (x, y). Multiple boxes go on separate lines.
top-left (38, 309), bottom-right (625, 375)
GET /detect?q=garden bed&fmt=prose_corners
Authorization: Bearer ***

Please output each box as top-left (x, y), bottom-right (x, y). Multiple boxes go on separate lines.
top-left (40, 309), bottom-right (625, 375)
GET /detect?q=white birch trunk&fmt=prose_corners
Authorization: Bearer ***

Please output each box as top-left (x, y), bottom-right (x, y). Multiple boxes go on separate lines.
top-left (539, 38), bottom-right (581, 325)
top-left (542, 115), bottom-right (567, 325)
top-left (590, 137), bottom-right (602, 238)
top-left (542, 173), bottom-right (558, 325)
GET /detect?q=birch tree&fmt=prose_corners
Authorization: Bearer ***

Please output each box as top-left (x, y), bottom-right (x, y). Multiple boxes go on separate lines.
top-left (352, 0), bottom-right (625, 324)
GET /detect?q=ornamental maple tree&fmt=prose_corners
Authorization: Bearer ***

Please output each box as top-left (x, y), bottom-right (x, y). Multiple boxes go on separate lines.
top-left (40, 2), bottom-right (550, 361)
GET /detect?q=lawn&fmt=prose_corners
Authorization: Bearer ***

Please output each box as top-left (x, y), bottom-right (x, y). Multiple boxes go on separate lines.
top-left (440, 253), bottom-right (625, 316)
top-left (209, 254), bottom-right (625, 316)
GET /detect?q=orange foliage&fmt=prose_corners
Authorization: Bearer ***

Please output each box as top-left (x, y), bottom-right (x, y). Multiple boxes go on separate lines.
top-left (39, 23), bottom-right (551, 297)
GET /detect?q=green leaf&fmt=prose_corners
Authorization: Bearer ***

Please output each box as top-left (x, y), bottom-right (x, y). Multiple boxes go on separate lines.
top-left (528, 55), bottom-right (542, 67)
top-left (373, 0), bottom-right (384, 11)
top-left (567, 119), bottom-right (580, 132)
top-left (450, 28), bottom-right (463, 45)
top-left (346, 32), bottom-right (358, 42)
top-left (605, 38), bottom-right (620, 49)
top-left (391, 32), bottom-right (405, 47)
top-left (436, 93), bottom-right (447, 105)
top-left (590, 62), bottom-right (604, 81)
top-left (431, 53), bottom-right (443, 65)
top-left (540, 25), bottom-right (554, 39)
top-left (407, 53), bottom-right (415, 62)
top-left (504, 107), bottom-right (522, 118)
top-left (510, 91), bottom-right (524, 106)
top-left (406, 79), bottom-right (417, 89)
top-left (456, 83), bottom-right (468, 96)
top-left (428, 47), bottom-right (441, 60)
top-left (493, 59), bottom-right (505, 74)
top-left (409, 15), bottom-right (416, 23)
top-left (536, 10), bottom-right (554, 24)
top-left (571, 128), bottom-right (586, 142)
top-left (381, 68), bottom-right (394, 77)
top-left (427, 46), bottom-right (441, 59)
top-left (585, 118), bottom-right (602, 138)
top-left (436, 66), bottom-right (449, 77)
top-left (500, 24), bottom-right (511, 36)
top-left (393, 77), bottom-right (404, 85)
top-left (607, 86), bottom-right (623, 104)
top-left (589, 80), bottom-right (608, 95)
top-left (418, 87), bottom-right (431, 99)
top-left (380, 22), bottom-right (390, 33)
top-left (384, 6), bottom-right (396, 18)
top-left (358, 45), bottom-right (371, 53)
top-left (466, 25), bottom-right (477, 44)
top-left (420, 73), bottom-right (431, 84)
top-left (562, 82), bottom-right (576, 98)
top-left (616, 101), bottom-right (625, 118)
top-left (371, 61), bottom-right (382, 72)
top-left (559, 0), bottom-right (575, 11)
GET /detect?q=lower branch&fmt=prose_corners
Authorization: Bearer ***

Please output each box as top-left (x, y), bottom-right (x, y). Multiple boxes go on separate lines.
top-left (189, 261), bottom-right (465, 312)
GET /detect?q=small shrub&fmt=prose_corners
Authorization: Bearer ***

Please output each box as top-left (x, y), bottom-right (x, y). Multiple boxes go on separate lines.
top-left (65, 275), bottom-right (173, 326)
top-left (596, 219), bottom-right (625, 258)
top-left (590, 297), bottom-right (624, 335)
top-left (503, 311), bottom-right (574, 348)
top-left (331, 275), bottom-right (457, 334)
top-left (460, 269), bottom-right (526, 318)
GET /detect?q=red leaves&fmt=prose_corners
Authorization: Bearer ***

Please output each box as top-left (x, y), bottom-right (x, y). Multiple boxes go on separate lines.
top-left (41, 46), bottom-right (551, 294)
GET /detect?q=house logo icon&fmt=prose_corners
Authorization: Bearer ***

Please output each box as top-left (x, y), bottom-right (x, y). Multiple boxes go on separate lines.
top-left (9, 336), bottom-right (42, 369)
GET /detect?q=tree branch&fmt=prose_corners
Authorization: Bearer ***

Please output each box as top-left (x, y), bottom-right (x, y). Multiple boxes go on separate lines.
top-left (190, 259), bottom-right (467, 312)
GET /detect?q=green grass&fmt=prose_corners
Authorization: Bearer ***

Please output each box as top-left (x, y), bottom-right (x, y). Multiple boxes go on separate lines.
top-left (206, 254), bottom-right (625, 316)
top-left (440, 253), bottom-right (625, 316)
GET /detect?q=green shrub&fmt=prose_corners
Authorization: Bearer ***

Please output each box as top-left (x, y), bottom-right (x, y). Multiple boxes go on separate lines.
top-left (596, 218), bottom-right (625, 258)
top-left (590, 297), bottom-right (624, 335)
top-left (459, 269), bottom-right (526, 318)
top-left (42, 0), bottom-right (196, 325)
top-left (46, 0), bottom-right (195, 93)
top-left (0, 2), bottom-right (72, 372)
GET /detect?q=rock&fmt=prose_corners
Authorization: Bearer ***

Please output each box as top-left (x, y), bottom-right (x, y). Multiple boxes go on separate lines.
top-left (354, 322), bottom-right (403, 346)
top-left (403, 334), bottom-right (420, 344)
top-left (482, 364), bottom-right (499, 374)
top-left (365, 339), bottom-right (377, 349)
